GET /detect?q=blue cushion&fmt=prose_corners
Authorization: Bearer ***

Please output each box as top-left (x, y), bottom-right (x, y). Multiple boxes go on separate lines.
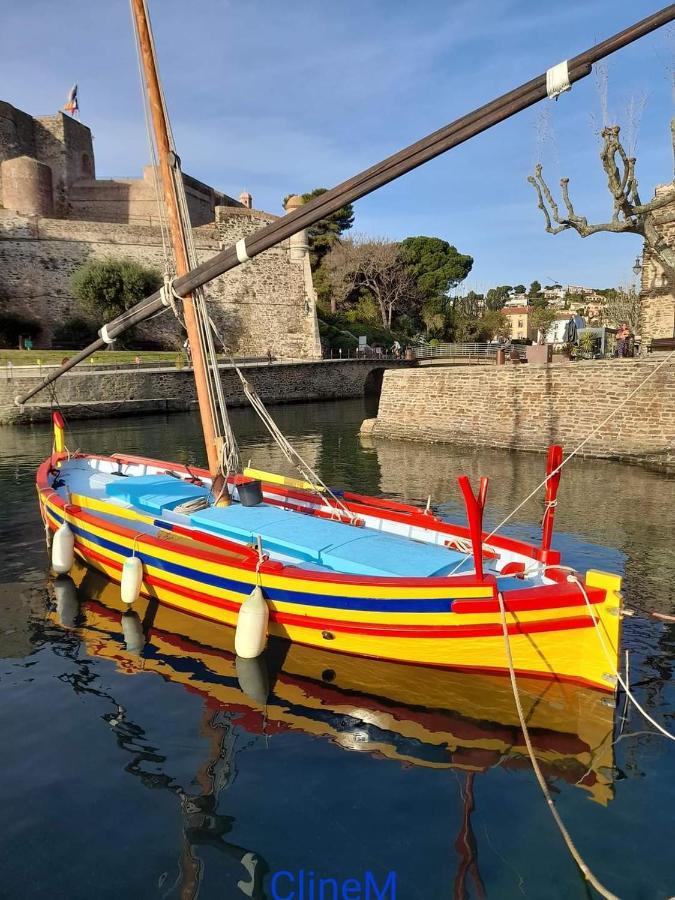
top-left (191, 502), bottom-right (463, 576)
top-left (105, 474), bottom-right (208, 515)
top-left (320, 533), bottom-right (463, 577)
top-left (190, 504), bottom-right (291, 545)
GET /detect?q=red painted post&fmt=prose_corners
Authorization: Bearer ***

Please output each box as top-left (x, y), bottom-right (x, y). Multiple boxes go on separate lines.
top-left (458, 475), bottom-right (489, 581)
top-left (539, 444), bottom-right (563, 562)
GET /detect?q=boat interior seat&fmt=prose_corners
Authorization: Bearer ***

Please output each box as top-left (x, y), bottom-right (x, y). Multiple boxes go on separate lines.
top-left (191, 502), bottom-right (465, 576)
top-left (105, 474), bottom-right (209, 515)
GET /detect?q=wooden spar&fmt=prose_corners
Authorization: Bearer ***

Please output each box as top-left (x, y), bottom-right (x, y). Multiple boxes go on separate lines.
top-left (15, 3), bottom-right (675, 407)
top-left (129, 0), bottom-right (221, 478)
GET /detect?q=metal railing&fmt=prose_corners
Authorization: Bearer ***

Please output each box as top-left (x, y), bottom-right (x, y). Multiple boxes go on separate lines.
top-left (413, 342), bottom-right (498, 359)
top-left (3, 355), bottom-right (275, 379)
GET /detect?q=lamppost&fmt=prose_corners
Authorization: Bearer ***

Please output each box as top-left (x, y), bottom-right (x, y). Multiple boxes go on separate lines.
top-left (632, 256), bottom-right (642, 278)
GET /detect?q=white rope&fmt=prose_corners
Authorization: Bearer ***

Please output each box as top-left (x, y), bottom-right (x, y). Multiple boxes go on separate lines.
top-left (568, 575), bottom-right (675, 742)
top-left (99, 324), bottom-right (115, 345)
top-left (237, 370), bottom-right (357, 522)
top-left (235, 239), bottom-right (250, 263)
top-left (546, 60), bottom-right (571, 99)
top-left (496, 591), bottom-right (619, 900)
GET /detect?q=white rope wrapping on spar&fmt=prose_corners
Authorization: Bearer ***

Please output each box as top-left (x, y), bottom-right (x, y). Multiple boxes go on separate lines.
top-left (546, 60), bottom-right (571, 99)
top-left (99, 324), bottom-right (115, 345)
top-left (235, 239), bottom-right (250, 264)
top-left (496, 591), bottom-right (619, 900)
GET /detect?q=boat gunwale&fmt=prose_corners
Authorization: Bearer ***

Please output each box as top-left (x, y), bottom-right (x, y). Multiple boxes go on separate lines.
top-left (37, 452), bottom-right (603, 612)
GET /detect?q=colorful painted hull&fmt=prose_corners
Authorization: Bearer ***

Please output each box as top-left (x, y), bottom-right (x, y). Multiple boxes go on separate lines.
top-left (37, 451), bottom-right (623, 692)
top-left (51, 561), bottom-right (617, 805)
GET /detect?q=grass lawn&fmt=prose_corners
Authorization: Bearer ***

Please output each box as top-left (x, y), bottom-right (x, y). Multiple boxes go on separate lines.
top-left (0, 349), bottom-right (183, 366)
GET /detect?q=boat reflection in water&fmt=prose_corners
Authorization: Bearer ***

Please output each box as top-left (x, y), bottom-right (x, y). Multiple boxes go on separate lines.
top-left (47, 561), bottom-right (616, 896)
top-left (50, 561), bottom-right (616, 799)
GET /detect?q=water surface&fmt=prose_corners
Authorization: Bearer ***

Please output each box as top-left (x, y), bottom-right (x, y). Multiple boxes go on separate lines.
top-left (1, 399), bottom-right (674, 899)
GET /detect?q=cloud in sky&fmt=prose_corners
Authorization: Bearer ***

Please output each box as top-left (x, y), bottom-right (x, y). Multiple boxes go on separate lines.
top-left (0, 0), bottom-right (672, 288)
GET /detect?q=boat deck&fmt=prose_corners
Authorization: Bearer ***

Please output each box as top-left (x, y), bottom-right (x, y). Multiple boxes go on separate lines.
top-left (56, 462), bottom-right (471, 578)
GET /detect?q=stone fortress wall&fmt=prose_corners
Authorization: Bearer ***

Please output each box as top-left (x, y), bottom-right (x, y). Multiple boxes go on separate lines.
top-left (0, 101), bottom-right (321, 358)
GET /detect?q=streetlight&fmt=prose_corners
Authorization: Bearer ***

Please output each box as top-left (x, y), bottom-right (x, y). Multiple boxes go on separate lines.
top-left (632, 256), bottom-right (642, 277)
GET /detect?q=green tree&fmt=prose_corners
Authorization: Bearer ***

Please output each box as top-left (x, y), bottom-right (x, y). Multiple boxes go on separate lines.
top-left (479, 309), bottom-right (511, 340)
top-left (528, 280), bottom-right (542, 300)
top-left (52, 316), bottom-right (99, 349)
top-left (398, 236), bottom-right (473, 304)
top-left (71, 258), bottom-right (162, 347)
top-left (530, 306), bottom-right (557, 343)
top-left (513, 284), bottom-right (526, 295)
top-left (485, 285), bottom-right (511, 311)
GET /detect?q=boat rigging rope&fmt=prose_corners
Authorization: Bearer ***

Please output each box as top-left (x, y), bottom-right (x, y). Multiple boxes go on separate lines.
top-left (449, 350), bottom-right (675, 576)
top-left (131, 0), bottom-right (241, 481)
top-left (496, 591), bottom-right (619, 900)
top-left (487, 350), bottom-right (674, 543)
top-left (236, 369), bottom-right (356, 522)
top-left (204, 317), bottom-right (357, 520)
top-left (565, 572), bottom-right (675, 742)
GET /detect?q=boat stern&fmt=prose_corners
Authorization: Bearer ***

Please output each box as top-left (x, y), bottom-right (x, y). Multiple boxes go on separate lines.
top-left (584, 569), bottom-right (623, 691)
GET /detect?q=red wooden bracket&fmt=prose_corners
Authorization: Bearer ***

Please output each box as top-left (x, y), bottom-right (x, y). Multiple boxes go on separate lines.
top-left (457, 475), bottom-right (489, 581)
top-left (539, 444), bottom-right (563, 560)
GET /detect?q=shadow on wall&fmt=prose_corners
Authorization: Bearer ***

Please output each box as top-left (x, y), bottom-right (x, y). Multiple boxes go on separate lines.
top-left (363, 367), bottom-right (385, 398)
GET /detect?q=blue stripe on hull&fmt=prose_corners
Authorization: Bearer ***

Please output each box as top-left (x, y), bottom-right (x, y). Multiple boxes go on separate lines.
top-left (49, 509), bottom-right (457, 614)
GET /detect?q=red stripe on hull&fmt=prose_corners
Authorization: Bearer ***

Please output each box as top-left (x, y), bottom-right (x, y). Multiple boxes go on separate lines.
top-left (75, 540), bottom-right (595, 640)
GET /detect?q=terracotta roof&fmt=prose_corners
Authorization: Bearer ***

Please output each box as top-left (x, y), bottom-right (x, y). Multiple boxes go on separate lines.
top-left (503, 306), bottom-right (531, 314)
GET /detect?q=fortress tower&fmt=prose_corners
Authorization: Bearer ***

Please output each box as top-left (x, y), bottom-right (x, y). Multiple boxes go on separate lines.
top-left (0, 101), bottom-right (321, 357)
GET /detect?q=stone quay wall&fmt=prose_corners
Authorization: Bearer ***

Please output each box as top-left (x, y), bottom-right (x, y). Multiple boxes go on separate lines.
top-left (0, 359), bottom-right (400, 424)
top-left (362, 360), bottom-right (675, 466)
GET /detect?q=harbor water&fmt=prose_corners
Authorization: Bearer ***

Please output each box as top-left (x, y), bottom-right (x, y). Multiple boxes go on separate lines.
top-left (1, 398), bottom-right (673, 899)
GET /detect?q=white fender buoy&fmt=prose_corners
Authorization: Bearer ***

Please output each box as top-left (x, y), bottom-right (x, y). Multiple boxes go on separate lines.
top-left (234, 585), bottom-right (269, 659)
top-left (54, 575), bottom-right (78, 627)
top-left (51, 523), bottom-right (74, 575)
top-left (121, 556), bottom-right (143, 605)
top-left (121, 611), bottom-right (145, 655)
top-left (236, 653), bottom-right (269, 704)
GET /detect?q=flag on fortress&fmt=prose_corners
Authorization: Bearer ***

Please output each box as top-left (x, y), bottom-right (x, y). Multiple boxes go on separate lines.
top-left (63, 84), bottom-right (78, 116)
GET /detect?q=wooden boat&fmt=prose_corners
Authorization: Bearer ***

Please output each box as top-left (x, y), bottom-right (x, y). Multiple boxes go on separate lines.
top-left (28, 3), bottom-right (668, 698)
top-left (49, 561), bottom-right (617, 806)
top-left (38, 434), bottom-right (622, 692)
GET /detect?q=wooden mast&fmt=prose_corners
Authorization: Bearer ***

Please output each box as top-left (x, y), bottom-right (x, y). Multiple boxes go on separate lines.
top-left (130, 0), bottom-right (221, 478)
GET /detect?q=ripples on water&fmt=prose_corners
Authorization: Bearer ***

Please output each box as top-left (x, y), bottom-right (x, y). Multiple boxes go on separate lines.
top-left (0, 399), bottom-right (673, 899)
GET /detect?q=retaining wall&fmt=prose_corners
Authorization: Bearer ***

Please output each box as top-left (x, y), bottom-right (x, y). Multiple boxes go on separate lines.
top-left (361, 359), bottom-right (675, 467)
top-left (1, 359), bottom-right (401, 424)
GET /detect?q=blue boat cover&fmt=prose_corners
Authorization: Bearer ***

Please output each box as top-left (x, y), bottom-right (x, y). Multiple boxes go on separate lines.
top-left (103, 475), bottom-right (464, 577)
top-left (105, 474), bottom-right (208, 515)
top-left (191, 503), bottom-right (463, 577)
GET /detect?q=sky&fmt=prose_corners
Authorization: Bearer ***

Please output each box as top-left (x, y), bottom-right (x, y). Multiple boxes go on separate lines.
top-left (1, 0), bottom-right (673, 291)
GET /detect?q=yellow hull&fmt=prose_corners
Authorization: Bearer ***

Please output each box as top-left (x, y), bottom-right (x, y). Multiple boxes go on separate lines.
top-left (52, 561), bottom-right (617, 805)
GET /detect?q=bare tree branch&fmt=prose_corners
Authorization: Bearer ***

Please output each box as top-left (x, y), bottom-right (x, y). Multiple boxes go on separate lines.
top-left (529, 119), bottom-right (675, 288)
